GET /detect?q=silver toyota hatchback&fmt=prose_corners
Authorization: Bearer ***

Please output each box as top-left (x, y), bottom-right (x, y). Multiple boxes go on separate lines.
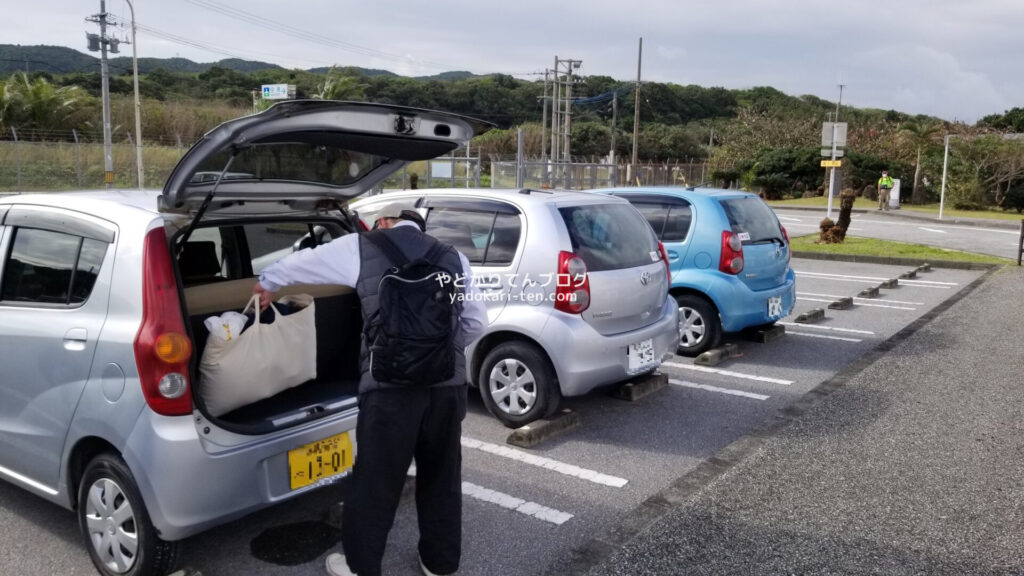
top-left (0, 101), bottom-right (490, 576)
top-left (351, 188), bottom-right (681, 428)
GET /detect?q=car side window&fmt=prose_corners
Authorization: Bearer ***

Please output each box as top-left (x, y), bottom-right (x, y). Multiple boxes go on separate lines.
top-left (662, 204), bottom-right (693, 242)
top-left (1, 227), bottom-right (109, 306)
top-left (631, 202), bottom-right (668, 238)
top-left (423, 201), bottom-right (522, 267)
top-left (244, 223), bottom-right (339, 275)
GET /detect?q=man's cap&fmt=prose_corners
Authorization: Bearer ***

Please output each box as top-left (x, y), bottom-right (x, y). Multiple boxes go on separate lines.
top-left (375, 201), bottom-right (425, 231)
top-left (882, 170), bottom-right (888, 174)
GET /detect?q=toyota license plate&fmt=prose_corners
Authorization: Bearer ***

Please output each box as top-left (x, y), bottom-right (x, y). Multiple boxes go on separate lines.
top-left (767, 295), bottom-right (783, 318)
top-left (628, 338), bottom-right (656, 372)
top-left (288, 432), bottom-right (354, 490)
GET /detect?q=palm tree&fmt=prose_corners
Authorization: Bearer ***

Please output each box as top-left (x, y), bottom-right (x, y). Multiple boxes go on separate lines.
top-left (901, 119), bottom-right (943, 204)
top-left (315, 67), bottom-right (366, 101)
top-left (0, 72), bottom-right (93, 134)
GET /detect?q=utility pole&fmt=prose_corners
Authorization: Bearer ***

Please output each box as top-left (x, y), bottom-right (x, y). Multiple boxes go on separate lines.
top-left (551, 57), bottom-right (560, 171)
top-left (548, 57), bottom-right (582, 185)
top-left (631, 37), bottom-right (643, 186)
top-left (125, 0), bottom-right (143, 189)
top-left (541, 70), bottom-right (549, 160)
top-left (86, 0), bottom-right (119, 188)
top-left (610, 92), bottom-right (619, 185)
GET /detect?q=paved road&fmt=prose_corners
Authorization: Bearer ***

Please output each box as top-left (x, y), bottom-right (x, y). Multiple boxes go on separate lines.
top-left (577, 265), bottom-right (1024, 576)
top-left (773, 207), bottom-right (1023, 260)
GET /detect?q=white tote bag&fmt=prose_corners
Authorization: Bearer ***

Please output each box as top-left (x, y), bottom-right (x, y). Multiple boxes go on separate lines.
top-left (199, 294), bottom-right (317, 417)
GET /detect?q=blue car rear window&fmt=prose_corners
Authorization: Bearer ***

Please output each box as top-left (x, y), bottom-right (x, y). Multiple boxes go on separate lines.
top-left (719, 197), bottom-right (783, 243)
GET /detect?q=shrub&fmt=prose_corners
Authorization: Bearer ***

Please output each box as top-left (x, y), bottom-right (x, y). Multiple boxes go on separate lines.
top-left (1002, 185), bottom-right (1024, 213)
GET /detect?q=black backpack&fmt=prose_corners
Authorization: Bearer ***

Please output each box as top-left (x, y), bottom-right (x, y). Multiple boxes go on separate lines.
top-left (362, 230), bottom-right (458, 386)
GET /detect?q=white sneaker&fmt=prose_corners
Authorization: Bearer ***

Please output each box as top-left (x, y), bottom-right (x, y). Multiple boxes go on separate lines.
top-left (325, 553), bottom-right (357, 576)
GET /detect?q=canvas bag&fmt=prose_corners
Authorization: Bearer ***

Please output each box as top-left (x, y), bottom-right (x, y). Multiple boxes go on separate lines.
top-left (199, 293), bottom-right (317, 417)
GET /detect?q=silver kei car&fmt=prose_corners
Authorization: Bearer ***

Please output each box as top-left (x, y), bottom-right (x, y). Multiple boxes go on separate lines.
top-left (351, 188), bottom-right (681, 428)
top-left (0, 101), bottom-right (490, 576)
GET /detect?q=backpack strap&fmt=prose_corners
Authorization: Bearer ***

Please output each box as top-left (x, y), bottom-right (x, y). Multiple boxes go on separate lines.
top-left (423, 239), bottom-right (451, 266)
top-left (363, 230), bottom-right (409, 267)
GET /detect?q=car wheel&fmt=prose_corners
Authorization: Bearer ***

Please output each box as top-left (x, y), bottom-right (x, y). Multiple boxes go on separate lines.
top-left (675, 294), bottom-right (721, 357)
top-left (479, 342), bottom-right (561, 428)
top-left (78, 453), bottom-right (178, 576)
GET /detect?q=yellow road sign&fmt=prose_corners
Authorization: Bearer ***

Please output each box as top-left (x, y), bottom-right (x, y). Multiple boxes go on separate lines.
top-left (820, 160), bottom-right (842, 168)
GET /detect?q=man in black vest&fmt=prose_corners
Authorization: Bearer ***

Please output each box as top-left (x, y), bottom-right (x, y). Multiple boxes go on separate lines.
top-left (254, 202), bottom-right (487, 576)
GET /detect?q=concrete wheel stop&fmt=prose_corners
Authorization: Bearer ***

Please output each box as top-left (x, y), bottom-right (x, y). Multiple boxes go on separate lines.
top-left (795, 308), bottom-right (825, 323)
top-left (744, 323), bottom-right (786, 344)
top-left (695, 342), bottom-right (742, 366)
top-left (506, 409), bottom-right (581, 448)
top-left (610, 370), bottom-right (668, 401)
top-left (829, 297), bottom-right (854, 310)
top-left (858, 286), bottom-right (879, 298)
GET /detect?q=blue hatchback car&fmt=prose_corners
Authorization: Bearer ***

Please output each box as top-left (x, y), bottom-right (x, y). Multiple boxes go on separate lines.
top-left (606, 187), bottom-right (796, 356)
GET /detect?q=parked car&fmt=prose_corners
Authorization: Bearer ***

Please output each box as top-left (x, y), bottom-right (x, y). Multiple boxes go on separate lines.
top-left (605, 187), bottom-right (796, 356)
top-left (351, 188), bottom-right (681, 428)
top-left (0, 100), bottom-right (490, 576)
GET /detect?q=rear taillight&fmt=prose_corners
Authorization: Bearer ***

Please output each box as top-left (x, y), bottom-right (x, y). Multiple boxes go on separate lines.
top-left (719, 231), bottom-right (745, 275)
top-left (358, 218), bottom-right (370, 231)
top-left (781, 226), bottom-right (791, 264)
top-left (134, 227), bottom-right (193, 416)
top-left (555, 251), bottom-right (590, 314)
top-left (658, 241), bottom-right (671, 280)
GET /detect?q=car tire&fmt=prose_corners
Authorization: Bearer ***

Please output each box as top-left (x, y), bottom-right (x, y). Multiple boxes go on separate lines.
top-left (78, 453), bottom-right (178, 576)
top-left (479, 341), bottom-right (561, 428)
top-left (675, 294), bottom-right (721, 357)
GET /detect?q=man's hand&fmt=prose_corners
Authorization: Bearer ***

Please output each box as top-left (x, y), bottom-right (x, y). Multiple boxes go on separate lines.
top-left (252, 282), bottom-right (276, 311)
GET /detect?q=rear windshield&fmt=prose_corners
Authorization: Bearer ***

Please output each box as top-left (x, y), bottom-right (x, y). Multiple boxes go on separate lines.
top-left (558, 204), bottom-right (659, 272)
top-left (192, 143), bottom-right (386, 187)
top-left (719, 197), bottom-right (783, 243)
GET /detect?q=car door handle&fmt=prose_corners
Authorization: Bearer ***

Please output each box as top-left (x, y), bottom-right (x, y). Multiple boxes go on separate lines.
top-left (63, 328), bottom-right (88, 351)
top-left (667, 250), bottom-right (680, 261)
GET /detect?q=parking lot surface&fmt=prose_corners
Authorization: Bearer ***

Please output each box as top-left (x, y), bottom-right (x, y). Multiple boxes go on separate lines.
top-left (0, 258), bottom-right (995, 576)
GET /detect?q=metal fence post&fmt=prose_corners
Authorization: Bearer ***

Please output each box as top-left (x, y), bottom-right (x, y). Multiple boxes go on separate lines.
top-left (1017, 219), bottom-right (1023, 266)
top-left (426, 160), bottom-right (432, 189)
top-left (176, 133), bottom-right (183, 157)
top-left (72, 129), bottom-right (82, 188)
top-left (450, 150), bottom-right (456, 188)
top-left (516, 129), bottom-right (524, 188)
top-left (11, 127), bottom-right (20, 192)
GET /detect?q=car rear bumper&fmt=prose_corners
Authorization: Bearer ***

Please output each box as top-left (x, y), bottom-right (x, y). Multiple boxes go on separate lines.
top-left (123, 407), bottom-right (358, 541)
top-left (718, 271), bottom-right (797, 332)
top-left (541, 295), bottom-right (680, 397)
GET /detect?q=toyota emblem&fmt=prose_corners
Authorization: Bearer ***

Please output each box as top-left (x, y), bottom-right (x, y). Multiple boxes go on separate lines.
top-left (640, 271), bottom-right (651, 286)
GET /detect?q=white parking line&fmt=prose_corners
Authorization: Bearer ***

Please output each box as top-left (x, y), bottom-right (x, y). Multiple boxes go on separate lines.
top-left (408, 467), bottom-right (574, 525)
top-left (461, 437), bottom-right (628, 488)
top-left (900, 279), bottom-right (959, 286)
top-left (797, 291), bottom-right (925, 305)
top-left (778, 321), bottom-right (874, 335)
top-left (918, 227), bottom-right (948, 234)
top-left (796, 297), bottom-right (915, 310)
top-left (462, 482), bottom-right (574, 525)
top-left (662, 362), bottom-right (793, 385)
top-left (796, 272), bottom-right (952, 289)
top-left (777, 216), bottom-right (803, 222)
top-left (669, 379), bottom-right (770, 401)
top-left (787, 331), bottom-right (862, 343)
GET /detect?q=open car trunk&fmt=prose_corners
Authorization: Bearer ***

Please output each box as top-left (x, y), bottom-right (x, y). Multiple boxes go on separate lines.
top-left (175, 218), bottom-right (363, 434)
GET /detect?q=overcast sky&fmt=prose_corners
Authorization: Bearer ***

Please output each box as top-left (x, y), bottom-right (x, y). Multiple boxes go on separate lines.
top-left (5, 0), bottom-right (1021, 122)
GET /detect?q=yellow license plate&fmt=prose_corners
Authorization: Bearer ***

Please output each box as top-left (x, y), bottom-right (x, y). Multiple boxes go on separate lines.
top-left (288, 432), bottom-right (354, 490)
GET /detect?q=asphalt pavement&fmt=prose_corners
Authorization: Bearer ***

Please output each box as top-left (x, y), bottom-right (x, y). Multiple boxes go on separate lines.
top-left (558, 264), bottom-right (1024, 576)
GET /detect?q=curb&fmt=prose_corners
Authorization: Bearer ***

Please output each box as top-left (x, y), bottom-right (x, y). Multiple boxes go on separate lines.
top-left (791, 251), bottom-right (1002, 270)
top-left (772, 204), bottom-right (1023, 231)
top-left (506, 410), bottom-right (580, 448)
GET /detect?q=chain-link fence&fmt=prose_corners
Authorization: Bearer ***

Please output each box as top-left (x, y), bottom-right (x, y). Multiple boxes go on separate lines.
top-left (490, 155), bottom-right (712, 190)
top-left (0, 127), bottom-right (188, 192)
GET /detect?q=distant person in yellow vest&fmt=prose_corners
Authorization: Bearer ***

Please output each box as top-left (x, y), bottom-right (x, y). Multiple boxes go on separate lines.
top-left (877, 170), bottom-right (894, 211)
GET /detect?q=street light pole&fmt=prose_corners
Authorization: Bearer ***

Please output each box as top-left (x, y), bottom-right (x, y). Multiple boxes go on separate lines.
top-left (126, 0), bottom-right (144, 189)
top-left (826, 84), bottom-right (844, 220)
top-left (939, 134), bottom-right (951, 220)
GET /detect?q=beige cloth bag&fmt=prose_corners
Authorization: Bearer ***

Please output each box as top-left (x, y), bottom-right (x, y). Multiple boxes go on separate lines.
top-left (200, 294), bottom-right (317, 417)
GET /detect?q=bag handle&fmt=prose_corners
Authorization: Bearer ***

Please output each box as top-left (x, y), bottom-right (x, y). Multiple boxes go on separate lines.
top-left (241, 293), bottom-right (278, 327)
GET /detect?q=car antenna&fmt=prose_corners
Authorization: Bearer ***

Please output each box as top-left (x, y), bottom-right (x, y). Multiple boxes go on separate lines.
top-left (686, 181), bottom-right (712, 191)
top-left (176, 152), bottom-right (237, 258)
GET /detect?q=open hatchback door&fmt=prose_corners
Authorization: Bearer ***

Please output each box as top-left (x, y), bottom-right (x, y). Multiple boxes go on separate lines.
top-left (159, 100), bottom-right (493, 213)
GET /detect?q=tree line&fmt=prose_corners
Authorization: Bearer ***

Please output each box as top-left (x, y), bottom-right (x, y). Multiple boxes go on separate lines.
top-left (1, 65), bottom-right (1022, 212)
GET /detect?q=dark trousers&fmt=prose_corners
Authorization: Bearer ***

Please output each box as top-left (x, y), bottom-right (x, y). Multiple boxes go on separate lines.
top-left (341, 385), bottom-right (467, 576)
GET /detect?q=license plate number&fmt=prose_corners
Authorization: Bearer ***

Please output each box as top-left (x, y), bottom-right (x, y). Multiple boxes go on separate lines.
top-left (288, 432), bottom-right (354, 490)
top-left (628, 338), bottom-right (656, 372)
top-left (767, 295), bottom-right (783, 318)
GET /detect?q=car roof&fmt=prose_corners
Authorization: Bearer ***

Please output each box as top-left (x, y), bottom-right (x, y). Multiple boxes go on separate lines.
top-left (605, 186), bottom-right (758, 200)
top-left (0, 189), bottom-right (164, 220)
top-left (352, 187), bottom-right (630, 207)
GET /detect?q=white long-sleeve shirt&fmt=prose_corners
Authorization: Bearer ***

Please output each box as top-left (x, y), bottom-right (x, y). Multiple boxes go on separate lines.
top-left (258, 220), bottom-right (488, 344)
